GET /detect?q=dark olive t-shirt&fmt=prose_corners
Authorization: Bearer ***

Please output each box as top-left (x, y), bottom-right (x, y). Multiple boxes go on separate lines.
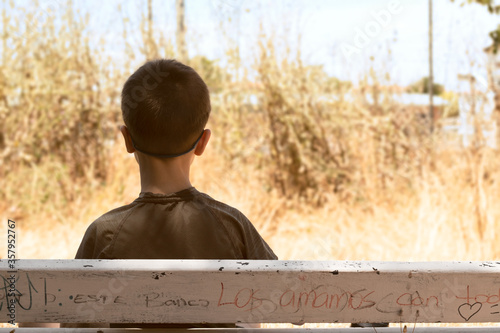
top-left (74, 187), bottom-right (276, 328)
top-left (75, 187), bottom-right (277, 260)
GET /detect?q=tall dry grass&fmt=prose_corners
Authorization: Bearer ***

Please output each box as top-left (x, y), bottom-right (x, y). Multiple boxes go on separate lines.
top-left (0, 2), bottom-right (499, 263)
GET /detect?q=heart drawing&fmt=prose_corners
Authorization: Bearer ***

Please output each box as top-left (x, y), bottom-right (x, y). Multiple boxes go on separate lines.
top-left (458, 302), bottom-right (483, 321)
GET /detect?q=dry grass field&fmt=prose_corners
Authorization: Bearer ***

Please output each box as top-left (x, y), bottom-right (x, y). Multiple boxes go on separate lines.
top-left (1, 1), bottom-right (500, 263)
top-left (1, 4), bottom-right (500, 330)
top-left (2, 127), bottom-right (500, 262)
top-left (3, 141), bottom-right (500, 263)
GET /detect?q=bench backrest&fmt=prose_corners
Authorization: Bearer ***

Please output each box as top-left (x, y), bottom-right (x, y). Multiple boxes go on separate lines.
top-left (1, 260), bottom-right (499, 325)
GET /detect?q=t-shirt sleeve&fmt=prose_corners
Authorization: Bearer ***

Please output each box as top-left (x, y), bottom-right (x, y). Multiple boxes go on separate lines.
top-left (201, 194), bottom-right (278, 260)
top-left (75, 205), bottom-right (132, 259)
top-left (222, 207), bottom-right (277, 260)
top-left (75, 223), bottom-right (97, 259)
top-left (240, 214), bottom-right (278, 260)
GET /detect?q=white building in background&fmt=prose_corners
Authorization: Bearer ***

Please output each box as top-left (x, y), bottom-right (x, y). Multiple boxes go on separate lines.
top-left (360, 92), bottom-right (448, 108)
top-left (391, 93), bottom-right (448, 108)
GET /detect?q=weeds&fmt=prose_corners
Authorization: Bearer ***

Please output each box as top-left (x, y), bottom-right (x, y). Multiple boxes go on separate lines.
top-left (0, 2), bottom-right (499, 262)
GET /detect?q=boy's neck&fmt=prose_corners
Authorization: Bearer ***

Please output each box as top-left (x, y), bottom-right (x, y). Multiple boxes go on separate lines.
top-left (137, 153), bottom-right (194, 195)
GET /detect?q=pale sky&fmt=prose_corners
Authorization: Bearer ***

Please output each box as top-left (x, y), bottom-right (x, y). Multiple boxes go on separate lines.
top-left (7, 0), bottom-right (500, 90)
top-left (194, 0), bottom-right (500, 89)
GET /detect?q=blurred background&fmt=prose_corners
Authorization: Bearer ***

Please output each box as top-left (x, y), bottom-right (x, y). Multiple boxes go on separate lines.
top-left (1, 0), bottom-right (500, 261)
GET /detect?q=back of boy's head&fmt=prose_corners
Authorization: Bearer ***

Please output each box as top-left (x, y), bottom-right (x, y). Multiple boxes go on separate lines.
top-left (121, 59), bottom-right (211, 156)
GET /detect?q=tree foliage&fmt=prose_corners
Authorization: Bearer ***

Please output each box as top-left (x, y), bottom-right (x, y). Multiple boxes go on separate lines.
top-left (452, 0), bottom-right (500, 53)
top-left (407, 77), bottom-right (445, 95)
top-left (455, 0), bottom-right (500, 14)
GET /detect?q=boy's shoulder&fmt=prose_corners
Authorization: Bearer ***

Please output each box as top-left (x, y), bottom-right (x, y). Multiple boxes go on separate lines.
top-left (75, 201), bottom-right (139, 258)
top-left (194, 191), bottom-right (276, 259)
top-left (195, 191), bottom-right (249, 221)
top-left (84, 188), bottom-right (245, 231)
top-left (75, 188), bottom-right (277, 260)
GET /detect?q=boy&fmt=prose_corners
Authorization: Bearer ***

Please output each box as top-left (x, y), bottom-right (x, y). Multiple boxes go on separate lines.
top-left (76, 58), bottom-right (277, 261)
top-left (67, 59), bottom-right (276, 329)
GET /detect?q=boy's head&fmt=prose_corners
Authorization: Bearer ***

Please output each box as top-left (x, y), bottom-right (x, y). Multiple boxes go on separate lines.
top-left (121, 59), bottom-right (211, 157)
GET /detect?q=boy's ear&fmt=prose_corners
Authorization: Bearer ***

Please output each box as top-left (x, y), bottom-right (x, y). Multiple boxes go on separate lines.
top-left (120, 125), bottom-right (136, 153)
top-left (194, 129), bottom-right (211, 156)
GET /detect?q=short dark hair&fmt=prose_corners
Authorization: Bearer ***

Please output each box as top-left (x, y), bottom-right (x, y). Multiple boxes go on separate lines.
top-left (121, 59), bottom-right (211, 156)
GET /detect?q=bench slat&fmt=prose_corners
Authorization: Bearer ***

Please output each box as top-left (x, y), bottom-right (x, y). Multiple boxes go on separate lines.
top-left (0, 328), bottom-right (500, 332)
top-left (1, 260), bottom-right (500, 324)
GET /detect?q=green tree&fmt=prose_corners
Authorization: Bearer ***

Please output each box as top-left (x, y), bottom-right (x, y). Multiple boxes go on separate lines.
top-left (452, 0), bottom-right (500, 53)
top-left (407, 77), bottom-right (445, 95)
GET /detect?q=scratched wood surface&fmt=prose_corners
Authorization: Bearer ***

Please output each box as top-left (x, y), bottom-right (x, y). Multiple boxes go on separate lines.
top-left (0, 329), bottom-right (499, 332)
top-left (0, 260), bottom-right (500, 325)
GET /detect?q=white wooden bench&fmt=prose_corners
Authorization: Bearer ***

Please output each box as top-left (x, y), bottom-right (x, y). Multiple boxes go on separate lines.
top-left (1, 260), bottom-right (500, 332)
